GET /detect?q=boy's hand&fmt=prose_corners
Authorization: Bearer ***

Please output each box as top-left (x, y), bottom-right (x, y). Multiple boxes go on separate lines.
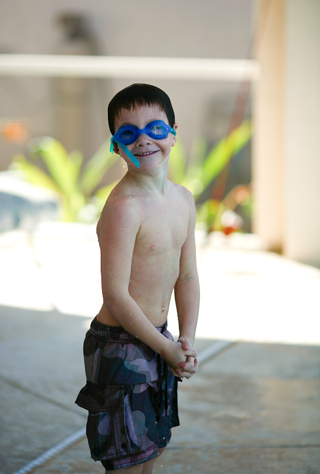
top-left (162, 339), bottom-right (197, 373)
top-left (172, 336), bottom-right (199, 379)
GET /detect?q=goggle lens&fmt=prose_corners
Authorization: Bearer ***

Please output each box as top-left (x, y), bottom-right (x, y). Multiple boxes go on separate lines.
top-left (117, 128), bottom-right (136, 143)
top-left (148, 122), bottom-right (170, 137)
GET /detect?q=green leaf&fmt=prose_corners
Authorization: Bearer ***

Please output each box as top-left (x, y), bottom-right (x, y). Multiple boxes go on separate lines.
top-left (28, 137), bottom-right (87, 219)
top-left (80, 140), bottom-right (118, 196)
top-left (12, 154), bottom-right (75, 221)
top-left (196, 199), bottom-right (222, 232)
top-left (94, 181), bottom-right (118, 204)
top-left (200, 121), bottom-right (251, 190)
top-left (173, 137), bottom-right (207, 192)
top-left (29, 137), bottom-right (80, 196)
top-left (181, 121), bottom-right (252, 199)
top-left (12, 154), bottom-right (60, 193)
top-left (69, 150), bottom-right (83, 184)
top-left (189, 136), bottom-right (207, 168)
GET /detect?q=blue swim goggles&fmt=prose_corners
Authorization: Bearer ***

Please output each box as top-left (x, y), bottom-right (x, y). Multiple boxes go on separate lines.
top-left (110, 120), bottom-right (176, 169)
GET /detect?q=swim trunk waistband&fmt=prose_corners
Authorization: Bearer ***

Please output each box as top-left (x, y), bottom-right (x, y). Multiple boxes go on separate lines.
top-left (89, 318), bottom-right (168, 342)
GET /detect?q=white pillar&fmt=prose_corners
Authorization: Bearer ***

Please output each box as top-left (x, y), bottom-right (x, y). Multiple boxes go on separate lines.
top-left (252, 0), bottom-right (285, 252)
top-left (283, 0), bottom-right (320, 267)
top-left (253, 0), bottom-right (320, 267)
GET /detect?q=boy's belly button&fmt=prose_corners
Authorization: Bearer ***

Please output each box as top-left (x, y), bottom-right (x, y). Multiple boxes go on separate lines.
top-left (161, 305), bottom-right (165, 312)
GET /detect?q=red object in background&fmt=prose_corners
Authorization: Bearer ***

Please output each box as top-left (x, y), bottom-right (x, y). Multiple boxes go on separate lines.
top-left (0, 119), bottom-right (29, 144)
top-left (223, 226), bottom-right (236, 236)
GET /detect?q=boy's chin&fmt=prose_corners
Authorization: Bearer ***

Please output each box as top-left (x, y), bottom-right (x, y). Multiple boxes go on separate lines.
top-left (127, 155), bottom-right (168, 172)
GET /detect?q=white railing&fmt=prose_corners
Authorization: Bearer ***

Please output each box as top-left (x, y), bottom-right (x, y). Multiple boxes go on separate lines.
top-left (0, 54), bottom-right (259, 81)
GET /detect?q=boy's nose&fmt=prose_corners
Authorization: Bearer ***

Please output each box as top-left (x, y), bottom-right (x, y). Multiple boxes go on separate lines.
top-left (136, 133), bottom-right (152, 145)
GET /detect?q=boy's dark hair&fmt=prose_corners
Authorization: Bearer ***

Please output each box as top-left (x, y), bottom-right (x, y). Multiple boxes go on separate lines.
top-left (108, 83), bottom-right (175, 135)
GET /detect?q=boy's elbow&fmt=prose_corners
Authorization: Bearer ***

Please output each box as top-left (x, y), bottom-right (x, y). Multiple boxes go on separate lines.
top-left (102, 288), bottom-right (129, 313)
top-left (177, 271), bottom-right (198, 285)
top-left (103, 296), bottom-right (116, 314)
top-left (103, 292), bottom-right (119, 308)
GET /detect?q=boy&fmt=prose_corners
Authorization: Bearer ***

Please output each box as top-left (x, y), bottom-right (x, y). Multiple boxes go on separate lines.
top-left (76, 83), bottom-right (200, 473)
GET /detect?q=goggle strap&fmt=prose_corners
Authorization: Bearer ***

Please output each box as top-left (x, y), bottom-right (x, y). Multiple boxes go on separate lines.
top-left (110, 138), bottom-right (115, 154)
top-left (110, 137), bottom-right (140, 169)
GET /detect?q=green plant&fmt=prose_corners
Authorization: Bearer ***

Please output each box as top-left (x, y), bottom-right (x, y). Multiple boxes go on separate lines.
top-left (169, 120), bottom-right (252, 234)
top-left (196, 185), bottom-right (252, 234)
top-left (11, 136), bottom-right (118, 222)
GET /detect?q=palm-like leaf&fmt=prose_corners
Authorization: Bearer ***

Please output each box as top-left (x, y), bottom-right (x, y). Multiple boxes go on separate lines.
top-left (80, 140), bottom-right (118, 196)
top-left (181, 121), bottom-right (251, 199)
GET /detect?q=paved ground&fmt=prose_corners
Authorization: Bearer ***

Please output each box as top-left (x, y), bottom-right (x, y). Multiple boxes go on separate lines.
top-left (1, 225), bottom-right (320, 474)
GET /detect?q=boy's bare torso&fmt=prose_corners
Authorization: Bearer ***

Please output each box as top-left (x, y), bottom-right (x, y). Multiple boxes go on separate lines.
top-left (96, 176), bottom-right (191, 327)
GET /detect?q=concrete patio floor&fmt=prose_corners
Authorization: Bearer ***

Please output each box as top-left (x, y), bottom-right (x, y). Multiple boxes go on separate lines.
top-left (0, 225), bottom-right (320, 473)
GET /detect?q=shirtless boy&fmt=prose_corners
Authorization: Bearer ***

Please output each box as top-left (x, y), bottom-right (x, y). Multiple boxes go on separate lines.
top-left (76, 83), bottom-right (200, 473)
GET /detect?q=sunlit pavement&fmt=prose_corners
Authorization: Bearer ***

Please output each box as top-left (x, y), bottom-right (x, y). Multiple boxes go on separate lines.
top-left (2, 224), bottom-right (320, 345)
top-left (0, 224), bottom-right (320, 473)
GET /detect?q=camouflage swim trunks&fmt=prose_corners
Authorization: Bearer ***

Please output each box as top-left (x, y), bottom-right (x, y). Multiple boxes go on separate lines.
top-left (75, 318), bottom-right (179, 471)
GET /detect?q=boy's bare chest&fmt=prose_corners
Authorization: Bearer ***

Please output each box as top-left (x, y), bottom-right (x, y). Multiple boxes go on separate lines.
top-left (136, 200), bottom-right (189, 256)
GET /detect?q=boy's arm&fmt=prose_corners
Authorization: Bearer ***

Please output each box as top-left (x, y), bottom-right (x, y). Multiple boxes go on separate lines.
top-left (173, 190), bottom-right (200, 377)
top-left (174, 190), bottom-right (200, 345)
top-left (97, 195), bottom-right (196, 369)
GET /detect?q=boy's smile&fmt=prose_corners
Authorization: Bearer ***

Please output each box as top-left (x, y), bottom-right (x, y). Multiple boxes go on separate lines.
top-left (135, 150), bottom-right (158, 157)
top-left (113, 105), bottom-right (177, 170)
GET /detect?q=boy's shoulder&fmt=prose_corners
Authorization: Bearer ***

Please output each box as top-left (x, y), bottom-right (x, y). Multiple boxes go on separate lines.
top-left (169, 181), bottom-right (196, 208)
top-left (104, 175), bottom-right (142, 207)
top-left (97, 180), bottom-right (140, 236)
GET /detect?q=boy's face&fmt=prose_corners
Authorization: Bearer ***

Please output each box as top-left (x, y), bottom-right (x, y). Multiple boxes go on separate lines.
top-left (113, 105), bottom-right (177, 171)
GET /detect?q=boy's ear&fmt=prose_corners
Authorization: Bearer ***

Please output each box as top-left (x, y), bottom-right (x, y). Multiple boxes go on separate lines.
top-left (171, 123), bottom-right (178, 147)
top-left (112, 143), bottom-right (120, 155)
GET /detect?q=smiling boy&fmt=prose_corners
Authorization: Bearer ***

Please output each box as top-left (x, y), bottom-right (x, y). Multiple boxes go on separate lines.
top-left (76, 83), bottom-right (200, 473)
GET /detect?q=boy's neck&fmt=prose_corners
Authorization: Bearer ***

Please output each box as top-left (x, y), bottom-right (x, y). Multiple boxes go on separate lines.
top-left (126, 160), bottom-right (169, 194)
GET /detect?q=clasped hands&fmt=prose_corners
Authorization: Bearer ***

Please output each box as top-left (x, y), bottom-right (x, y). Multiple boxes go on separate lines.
top-left (170, 337), bottom-right (199, 380)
